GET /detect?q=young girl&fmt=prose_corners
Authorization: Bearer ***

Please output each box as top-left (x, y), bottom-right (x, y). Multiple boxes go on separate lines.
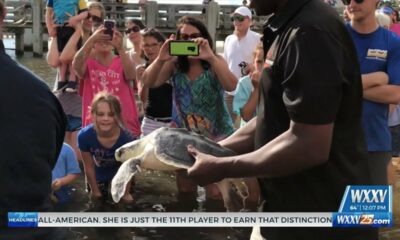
top-left (142, 16), bottom-right (237, 198)
top-left (78, 92), bottom-right (135, 202)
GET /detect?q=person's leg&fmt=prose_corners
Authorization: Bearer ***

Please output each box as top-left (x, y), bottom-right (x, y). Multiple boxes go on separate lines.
top-left (176, 170), bottom-right (197, 193)
top-left (65, 63), bottom-right (78, 93)
top-left (243, 178), bottom-right (260, 211)
top-left (56, 63), bottom-right (68, 91)
top-left (387, 159), bottom-right (397, 186)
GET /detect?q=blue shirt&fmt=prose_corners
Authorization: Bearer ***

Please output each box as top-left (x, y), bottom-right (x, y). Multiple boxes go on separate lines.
top-left (347, 25), bottom-right (400, 151)
top-left (47, 0), bottom-right (87, 25)
top-left (233, 75), bottom-right (256, 127)
top-left (78, 124), bottom-right (136, 182)
top-left (52, 143), bottom-right (81, 203)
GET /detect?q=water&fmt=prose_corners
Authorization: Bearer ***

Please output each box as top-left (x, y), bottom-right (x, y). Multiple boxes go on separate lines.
top-left (4, 38), bottom-right (400, 239)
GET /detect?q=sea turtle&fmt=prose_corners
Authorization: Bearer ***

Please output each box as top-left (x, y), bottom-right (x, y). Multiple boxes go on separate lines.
top-left (111, 127), bottom-right (249, 212)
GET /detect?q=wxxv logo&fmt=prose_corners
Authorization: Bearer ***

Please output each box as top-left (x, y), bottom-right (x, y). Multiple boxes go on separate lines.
top-left (332, 186), bottom-right (392, 227)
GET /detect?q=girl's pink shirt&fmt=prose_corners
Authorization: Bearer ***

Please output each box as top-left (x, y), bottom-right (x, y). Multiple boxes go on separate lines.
top-left (390, 23), bottom-right (400, 36)
top-left (82, 56), bottom-right (141, 136)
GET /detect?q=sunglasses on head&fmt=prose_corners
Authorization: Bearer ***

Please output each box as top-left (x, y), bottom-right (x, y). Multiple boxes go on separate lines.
top-left (86, 13), bottom-right (104, 24)
top-left (231, 15), bottom-right (246, 22)
top-left (341, 0), bottom-right (364, 5)
top-left (180, 32), bottom-right (202, 40)
top-left (125, 26), bottom-right (140, 34)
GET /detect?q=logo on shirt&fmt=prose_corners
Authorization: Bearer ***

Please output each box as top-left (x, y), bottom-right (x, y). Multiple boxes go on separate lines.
top-left (367, 49), bottom-right (387, 61)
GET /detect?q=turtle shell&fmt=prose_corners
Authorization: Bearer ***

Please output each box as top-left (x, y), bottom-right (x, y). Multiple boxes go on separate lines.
top-left (153, 128), bottom-right (236, 169)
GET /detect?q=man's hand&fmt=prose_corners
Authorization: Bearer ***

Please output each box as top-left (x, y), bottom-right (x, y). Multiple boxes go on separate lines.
top-left (187, 145), bottom-right (223, 186)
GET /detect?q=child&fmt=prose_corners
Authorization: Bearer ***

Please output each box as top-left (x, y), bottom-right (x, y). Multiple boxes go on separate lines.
top-left (233, 43), bottom-right (264, 127)
top-left (46, 0), bottom-right (88, 92)
top-left (78, 92), bottom-right (135, 203)
top-left (51, 143), bottom-right (81, 206)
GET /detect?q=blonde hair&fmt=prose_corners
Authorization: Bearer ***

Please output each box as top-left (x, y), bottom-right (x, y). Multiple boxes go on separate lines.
top-left (90, 92), bottom-right (125, 129)
top-left (376, 12), bottom-right (391, 29)
top-left (88, 2), bottom-right (106, 20)
top-left (253, 42), bottom-right (264, 59)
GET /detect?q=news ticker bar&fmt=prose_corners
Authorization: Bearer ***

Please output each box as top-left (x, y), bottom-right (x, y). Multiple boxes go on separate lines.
top-left (7, 212), bottom-right (392, 227)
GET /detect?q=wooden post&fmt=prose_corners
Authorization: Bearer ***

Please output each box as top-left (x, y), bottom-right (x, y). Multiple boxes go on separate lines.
top-left (167, 5), bottom-right (175, 28)
top-left (205, 1), bottom-right (219, 49)
top-left (15, 28), bottom-right (24, 56)
top-left (32, 0), bottom-right (43, 57)
top-left (144, 1), bottom-right (158, 28)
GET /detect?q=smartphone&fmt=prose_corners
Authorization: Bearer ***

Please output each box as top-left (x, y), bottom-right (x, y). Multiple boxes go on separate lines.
top-left (169, 41), bottom-right (199, 56)
top-left (104, 20), bottom-right (115, 39)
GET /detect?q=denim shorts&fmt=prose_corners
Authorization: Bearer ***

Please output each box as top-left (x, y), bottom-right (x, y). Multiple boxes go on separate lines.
top-left (66, 115), bottom-right (82, 132)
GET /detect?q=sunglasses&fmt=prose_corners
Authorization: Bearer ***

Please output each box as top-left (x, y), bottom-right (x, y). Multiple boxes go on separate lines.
top-left (231, 15), bottom-right (246, 22)
top-left (125, 26), bottom-right (141, 34)
top-left (180, 33), bottom-right (202, 40)
top-left (341, 0), bottom-right (364, 5)
top-left (86, 13), bottom-right (104, 25)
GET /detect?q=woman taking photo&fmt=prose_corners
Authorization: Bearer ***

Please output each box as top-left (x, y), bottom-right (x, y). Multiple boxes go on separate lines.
top-left (142, 16), bottom-right (237, 198)
top-left (137, 28), bottom-right (172, 136)
top-left (73, 21), bottom-right (141, 137)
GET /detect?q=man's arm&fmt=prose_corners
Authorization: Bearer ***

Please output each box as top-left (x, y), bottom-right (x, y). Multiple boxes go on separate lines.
top-left (361, 71), bottom-right (388, 90)
top-left (188, 121), bottom-right (333, 185)
top-left (219, 117), bottom-right (257, 155)
top-left (363, 84), bottom-right (400, 104)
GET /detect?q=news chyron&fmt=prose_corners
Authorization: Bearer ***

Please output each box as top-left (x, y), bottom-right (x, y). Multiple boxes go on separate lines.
top-left (7, 186), bottom-right (393, 228)
top-left (332, 185), bottom-right (393, 227)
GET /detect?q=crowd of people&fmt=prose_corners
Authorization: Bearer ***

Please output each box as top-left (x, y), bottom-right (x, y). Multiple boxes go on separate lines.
top-left (1, 0), bottom-right (400, 239)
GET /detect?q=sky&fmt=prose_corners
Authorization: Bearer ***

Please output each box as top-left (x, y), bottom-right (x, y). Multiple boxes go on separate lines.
top-left (128, 0), bottom-right (245, 5)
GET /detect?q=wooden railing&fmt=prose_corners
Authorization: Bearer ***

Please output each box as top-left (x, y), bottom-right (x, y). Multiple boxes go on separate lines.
top-left (2, 0), bottom-right (345, 56)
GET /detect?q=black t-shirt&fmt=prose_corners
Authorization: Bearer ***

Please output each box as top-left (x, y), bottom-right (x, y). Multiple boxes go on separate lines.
top-left (145, 83), bottom-right (173, 119)
top-left (255, 0), bottom-right (376, 239)
top-left (0, 41), bottom-right (66, 235)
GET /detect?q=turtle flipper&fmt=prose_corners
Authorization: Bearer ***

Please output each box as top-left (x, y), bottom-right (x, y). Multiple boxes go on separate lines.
top-left (111, 157), bottom-right (141, 203)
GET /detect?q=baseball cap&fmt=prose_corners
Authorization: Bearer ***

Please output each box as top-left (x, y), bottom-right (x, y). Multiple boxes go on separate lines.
top-left (233, 6), bottom-right (252, 19)
top-left (379, 6), bottom-right (394, 15)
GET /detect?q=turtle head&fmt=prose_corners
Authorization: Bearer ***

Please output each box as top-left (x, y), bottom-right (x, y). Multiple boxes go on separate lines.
top-left (115, 138), bottom-right (144, 162)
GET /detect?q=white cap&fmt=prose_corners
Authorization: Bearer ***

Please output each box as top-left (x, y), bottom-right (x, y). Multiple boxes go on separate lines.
top-left (233, 6), bottom-right (252, 19)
